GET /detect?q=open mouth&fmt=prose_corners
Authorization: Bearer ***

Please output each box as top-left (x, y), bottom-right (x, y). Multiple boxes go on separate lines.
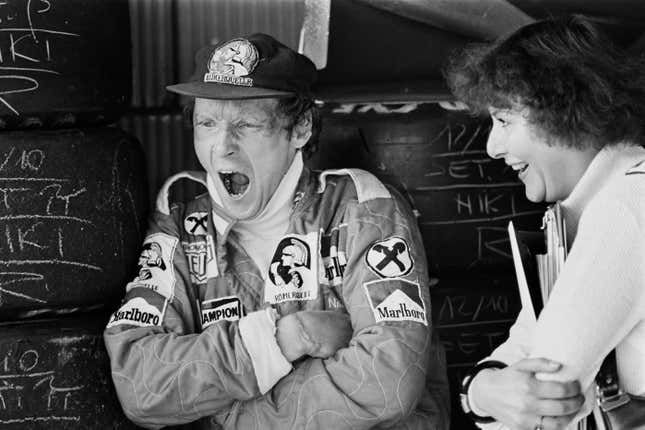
top-left (219, 171), bottom-right (250, 198)
top-left (511, 163), bottom-right (529, 174)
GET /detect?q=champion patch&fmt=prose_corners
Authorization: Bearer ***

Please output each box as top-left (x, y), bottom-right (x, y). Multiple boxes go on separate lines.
top-left (183, 235), bottom-right (218, 283)
top-left (204, 38), bottom-right (258, 87)
top-left (126, 233), bottom-right (178, 300)
top-left (264, 232), bottom-right (319, 304)
top-left (626, 159), bottom-right (645, 175)
top-left (107, 296), bottom-right (165, 328)
top-left (200, 296), bottom-right (242, 329)
top-left (184, 212), bottom-right (209, 235)
top-left (365, 236), bottom-right (414, 278)
top-left (363, 278), bottom-right (427, 326)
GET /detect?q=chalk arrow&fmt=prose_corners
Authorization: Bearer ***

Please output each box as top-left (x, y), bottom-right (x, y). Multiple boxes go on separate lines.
top-left (0, 272), bottom-right (46, 303)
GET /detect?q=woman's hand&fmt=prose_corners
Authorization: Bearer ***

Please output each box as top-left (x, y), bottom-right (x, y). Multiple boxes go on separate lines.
top-left (470, 358), bottom-right (585, 430)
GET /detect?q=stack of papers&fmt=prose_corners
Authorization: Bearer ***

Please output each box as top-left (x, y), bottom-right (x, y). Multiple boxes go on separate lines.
top-left (507, 202), bottom-right (567, 320)
top-left (535, 202), bottom-right (568, 305)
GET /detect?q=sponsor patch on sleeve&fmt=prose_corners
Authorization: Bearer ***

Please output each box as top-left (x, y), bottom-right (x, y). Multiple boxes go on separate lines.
top-left (126, 233), bottom-right (178, 300)
top-left (184, 212), bottom-right (209, 235)
top-left (320, 225), bottom-right (348, 286)
top-left (365, 236), bottom-right (414, 278)
top-left (200, 296), bottom-right (242, 329)
top-left (362, 278), bottom-right (427, 326)
top-left (107, 295), bottom-right (166, 329)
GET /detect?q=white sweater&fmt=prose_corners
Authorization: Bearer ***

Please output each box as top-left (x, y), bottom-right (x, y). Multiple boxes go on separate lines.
top-left (473, 144), bottom-right (645, 429)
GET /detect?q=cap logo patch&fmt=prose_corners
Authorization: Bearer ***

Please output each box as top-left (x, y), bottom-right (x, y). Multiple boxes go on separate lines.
top-left (363, 278), bottom-right (427, 326)
top-left (264, 232), bottom-right (319, 304)
top-left (200, 296), bottom-right (242, 329)
top-left (204, 38), bottom-right (258, 87)
top-left (365, 236), bottom-right (414, 278)
top-left (126, 233), bottom-right (178, 300)
top-left (184, 212), bottom-right (208, 235)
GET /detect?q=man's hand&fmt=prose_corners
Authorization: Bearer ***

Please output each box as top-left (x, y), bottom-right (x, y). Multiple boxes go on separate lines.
top-left (470, 358), bottom-right (585, 430)
top-left (276, 311), bottom-right (353, 362)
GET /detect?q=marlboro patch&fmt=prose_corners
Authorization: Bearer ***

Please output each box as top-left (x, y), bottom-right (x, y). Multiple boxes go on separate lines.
top-left (363, 278), bottom-right (427, 326)
top-left (365, 236), bottom-right (414, 278)
top-left (201, 296), bottom-right (241, 329)
top-left (107, 295), bottom-right (166, 329)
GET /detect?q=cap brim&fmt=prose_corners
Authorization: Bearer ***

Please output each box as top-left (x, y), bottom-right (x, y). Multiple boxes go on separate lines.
top-left (167, 82), bottom-right (295, 99)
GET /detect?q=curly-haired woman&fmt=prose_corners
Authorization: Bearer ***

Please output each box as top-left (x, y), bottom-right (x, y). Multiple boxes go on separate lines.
top-left (446, 15), bottom-right (645, 430)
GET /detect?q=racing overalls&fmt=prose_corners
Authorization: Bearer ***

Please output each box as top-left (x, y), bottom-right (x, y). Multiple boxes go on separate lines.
top-left (104, 167), bottom-right (450, 429)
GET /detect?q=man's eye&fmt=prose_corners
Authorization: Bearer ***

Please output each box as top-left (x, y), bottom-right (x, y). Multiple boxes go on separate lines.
top-left (196, 119), bottom-right (216, 127)
top-left (236, 122), bottom-right (259, 129)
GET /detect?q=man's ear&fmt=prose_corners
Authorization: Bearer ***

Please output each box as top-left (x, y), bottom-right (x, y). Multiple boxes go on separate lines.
top-left (291, 110), bottom-right (312, 149)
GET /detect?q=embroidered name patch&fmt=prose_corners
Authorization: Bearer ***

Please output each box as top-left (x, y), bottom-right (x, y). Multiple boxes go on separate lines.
top-left (264, 232), bottom-right (319, 304)
top-left (201, 296), bottom-right (241, 329)
top-left (363, 278), bottom-right (427, 326)
top-left (184, 212), bottom-right (208, 235)
top-left (107, 296), bottom-right (165, 328)
top-left (183, 235), bottom-right (218, 283)
top-left (365, 236), bottom-right (414, 278)
top-left (126, 233), bottom-right (178, 300)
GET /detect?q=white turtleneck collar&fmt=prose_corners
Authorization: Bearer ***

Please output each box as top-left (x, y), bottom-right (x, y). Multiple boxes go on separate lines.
top-left (207, 151), bottom-right (304, 273)
top-left (560, 143), bottom-right (645, 244)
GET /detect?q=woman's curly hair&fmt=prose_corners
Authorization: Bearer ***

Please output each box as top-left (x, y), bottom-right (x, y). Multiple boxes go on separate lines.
top-left (445, 15), bottom-right (645, 149)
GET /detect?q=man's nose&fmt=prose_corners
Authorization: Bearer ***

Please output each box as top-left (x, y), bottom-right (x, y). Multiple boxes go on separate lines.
top-left (486, 125), bottom-right (505, 159)
top-left (210, 127), bottom-right (237, 157)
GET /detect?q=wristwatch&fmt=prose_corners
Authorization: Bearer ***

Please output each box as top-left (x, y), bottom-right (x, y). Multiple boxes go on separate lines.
top-left (459, 360), bottom-right (507, 423)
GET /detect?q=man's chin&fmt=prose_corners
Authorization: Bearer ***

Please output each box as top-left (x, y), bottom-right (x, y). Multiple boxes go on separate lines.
top-left (220, 198), bottom-right (260, 221)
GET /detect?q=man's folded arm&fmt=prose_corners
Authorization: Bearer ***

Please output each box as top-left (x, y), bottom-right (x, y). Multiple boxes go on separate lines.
top-left (103, 211), bottom-right (292, 429)
top-left (222, 195), bottom-right (450, 429)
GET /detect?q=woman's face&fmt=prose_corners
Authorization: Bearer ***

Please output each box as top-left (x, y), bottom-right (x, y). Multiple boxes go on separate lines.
top-left (486, 107), bottom-right (598, 203)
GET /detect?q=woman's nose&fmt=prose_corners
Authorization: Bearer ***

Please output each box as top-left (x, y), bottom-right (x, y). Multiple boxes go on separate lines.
top-left (486, 125), bottom-right (506, 159)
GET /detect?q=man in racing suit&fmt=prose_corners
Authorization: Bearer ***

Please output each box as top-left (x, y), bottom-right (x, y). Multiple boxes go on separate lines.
top-left (104, 33), bottom-right (450, 429)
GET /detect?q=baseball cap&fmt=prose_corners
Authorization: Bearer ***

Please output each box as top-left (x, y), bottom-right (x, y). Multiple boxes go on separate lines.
top-left (167, 33), bottom-right (317, 100)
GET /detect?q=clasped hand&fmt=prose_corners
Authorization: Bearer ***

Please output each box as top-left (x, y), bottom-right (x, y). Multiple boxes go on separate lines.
top-left (470, 358), bottom-right (586, 430)
top-left (276, 310), bottom-right (353, 362)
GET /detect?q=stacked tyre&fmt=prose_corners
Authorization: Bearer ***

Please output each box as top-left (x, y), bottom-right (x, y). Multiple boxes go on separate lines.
top-left (0, 1), bottom-right (146, 428)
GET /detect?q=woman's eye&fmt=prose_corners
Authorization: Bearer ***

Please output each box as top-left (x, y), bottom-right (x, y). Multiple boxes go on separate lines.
top-left (493, 116), bottom-right (508, 127)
